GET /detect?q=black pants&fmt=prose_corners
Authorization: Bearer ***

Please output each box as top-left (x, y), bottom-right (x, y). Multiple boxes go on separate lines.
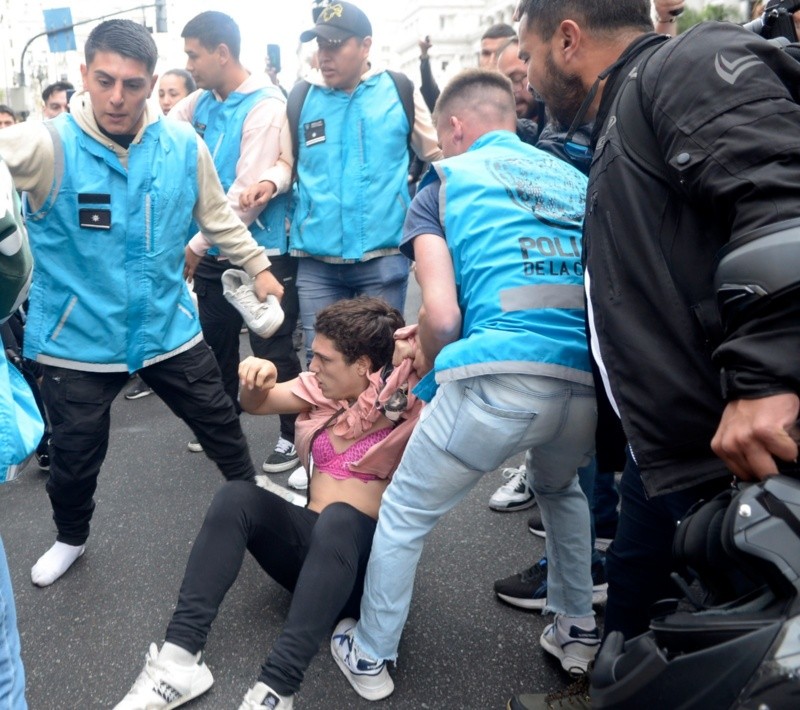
top-left (603, 453), bottom-right (729, 640)
top-left (165, 481), bottom-right (376, 696)
top-left (193, 255), bottom-right (301, 442)
top-left (41, 341), bottom-right (255, 545)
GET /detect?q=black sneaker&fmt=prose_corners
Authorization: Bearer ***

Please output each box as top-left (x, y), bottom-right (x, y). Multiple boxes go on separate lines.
top-left (495, 557), bottom-right (548, 609)
top-left (124, 377), bottom-right (153, 400)
top-left (494, 557), bottom-right (607, 610)
top-left (528, 507), bottom-right (546, 538)
top-left (262, 437), bottom-right (299, 473)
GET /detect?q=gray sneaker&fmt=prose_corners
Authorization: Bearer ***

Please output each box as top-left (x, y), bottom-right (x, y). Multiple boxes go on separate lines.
top-left (507, 674), bottom-right (592, 709)
top-left (262, 437), bottom-right (299, 473)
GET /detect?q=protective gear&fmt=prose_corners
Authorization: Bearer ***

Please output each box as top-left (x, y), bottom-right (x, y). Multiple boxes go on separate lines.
top-left (591, 475), bottom-right (800, 709)
top-left (715, 218), bottom-right (800, 328)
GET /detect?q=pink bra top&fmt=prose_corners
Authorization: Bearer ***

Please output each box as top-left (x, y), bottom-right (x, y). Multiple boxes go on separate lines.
top-left (311, 427), bottom-right (393, 482)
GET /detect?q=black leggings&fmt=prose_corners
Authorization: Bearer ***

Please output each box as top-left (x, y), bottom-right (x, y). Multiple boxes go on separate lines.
top-left (165, 481), bottom-right (377, 695)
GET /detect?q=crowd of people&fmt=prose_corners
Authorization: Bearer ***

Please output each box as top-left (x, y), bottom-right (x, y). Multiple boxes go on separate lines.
top-left (1, 0), bottom-right (799, 708)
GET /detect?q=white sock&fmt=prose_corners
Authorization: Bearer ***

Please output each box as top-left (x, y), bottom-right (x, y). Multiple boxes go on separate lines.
top-left (159, 642), bottom-right (200, 667)
top-left (31, 541), bottom-right (86, 587)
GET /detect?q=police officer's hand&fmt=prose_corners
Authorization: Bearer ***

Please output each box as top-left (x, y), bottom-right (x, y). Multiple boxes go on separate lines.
top-left (239, 181), bottom-right (276, 210)
top-left (183, 245), bottom-right (202, 281)
top-left (711, 393), bottom-right (800, 481)
top-left (253, 268), bottom-right (284, 302)
top-left (392, 324), bottom-right (419, 366)
top-left (239, 356), bottom-right (277, 392)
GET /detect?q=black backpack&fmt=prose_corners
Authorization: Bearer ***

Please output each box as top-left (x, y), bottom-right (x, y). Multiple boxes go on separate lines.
top-left (615, 36), bottom-right (800, 185)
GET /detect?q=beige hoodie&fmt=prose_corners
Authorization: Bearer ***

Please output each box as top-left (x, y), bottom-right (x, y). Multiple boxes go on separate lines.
top-left (0, 91), bottom-right (271, 277)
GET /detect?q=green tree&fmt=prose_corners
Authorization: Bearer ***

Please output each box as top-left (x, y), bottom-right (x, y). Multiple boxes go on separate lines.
top-left (677, 3), bottom-right (742, 33)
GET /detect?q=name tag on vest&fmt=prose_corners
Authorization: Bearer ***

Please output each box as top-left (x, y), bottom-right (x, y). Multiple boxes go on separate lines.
top-left (79, 208), bottom-right (111, 230)
top-left (78, 193), bottom-right (111, 230)
top-left (304, 119), bottom-right (325, 147)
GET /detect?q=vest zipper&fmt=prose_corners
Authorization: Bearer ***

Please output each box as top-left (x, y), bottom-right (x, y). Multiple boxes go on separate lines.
top-left (50, 295), bottom-right (78, 341)
top-left (144, 194), bottom-right (152, 253)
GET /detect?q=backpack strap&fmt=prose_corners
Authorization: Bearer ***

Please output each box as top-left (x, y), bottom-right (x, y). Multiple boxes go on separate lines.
top-left (614, 39), bottom-right (672, 185)
top-left (287, 79), bottom-right (312, 166)
top-left (385, 70), bottom-right (416, 150)
top-left (288, 71), bottom-right (416, 167)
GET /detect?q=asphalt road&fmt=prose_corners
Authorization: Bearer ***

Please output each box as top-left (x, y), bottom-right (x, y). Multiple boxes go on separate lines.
top-left (0, 284), bottom-right (581, 709)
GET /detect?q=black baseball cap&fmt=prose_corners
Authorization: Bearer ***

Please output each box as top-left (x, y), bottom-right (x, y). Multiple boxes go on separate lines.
top-left (300, 2), bottom-right (372, 43)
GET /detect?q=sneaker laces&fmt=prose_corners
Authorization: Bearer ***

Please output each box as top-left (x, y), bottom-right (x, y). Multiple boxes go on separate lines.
top-left (545, 672), bottom-right (591, 707)
top-left (232, 284), bottom-right (265, 315)
top-left (129, 645), bottom-right (172, 698)
top-left (500, 466), bottom-right (527, 491)
top-left (520, 557), bottom-right (548, 582)
top-left (274, 437), bottom-right (295, 455)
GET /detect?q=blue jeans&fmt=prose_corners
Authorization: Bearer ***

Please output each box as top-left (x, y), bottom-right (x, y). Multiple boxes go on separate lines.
top-left (0, 537), bottom-right (25, 710)
top-left (603, 453), bottom-right (728, 641)
top-left (355, 374), bottom-right (596, 661)
top-left (296, 255), bottom-right (409, 361)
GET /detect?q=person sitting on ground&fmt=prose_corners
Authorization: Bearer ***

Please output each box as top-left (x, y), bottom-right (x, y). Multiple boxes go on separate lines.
top-left (115, 296), bottom-right (422, 710)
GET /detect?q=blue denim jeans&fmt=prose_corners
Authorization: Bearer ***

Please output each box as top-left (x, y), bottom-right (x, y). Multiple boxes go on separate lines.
top-left (0, 537), bottom-right (25, 710)
top-left (354, 373), bottom-right (596, 661)
top-left (603, 453), bottom-right (728, 641)
top-left (296, 255), bottom-right (409, 361)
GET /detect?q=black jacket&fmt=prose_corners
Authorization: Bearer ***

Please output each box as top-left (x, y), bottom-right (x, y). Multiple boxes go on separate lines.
top-left (585, 23), bottom-right (800, 496)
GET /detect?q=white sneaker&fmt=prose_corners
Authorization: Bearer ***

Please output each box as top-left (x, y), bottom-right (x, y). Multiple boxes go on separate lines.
top-left (287, 466), bottom-right (308, 491)
top-left (539, 615), bottom-right (600, 675)
top-left (187, 439), bottom-right (203, 453)
top-left (489, 465), bottom-right (536, 512)
top-left (255, 475), bottom-right (307, 507)
top-left (238, 681), bottom-right (294, 709)
top-left (114, 643), bottom-right (213, 709)
top-left (222, 269), bottom-right (284, 339)
top-left (330, 618), bottom-right (394, 701)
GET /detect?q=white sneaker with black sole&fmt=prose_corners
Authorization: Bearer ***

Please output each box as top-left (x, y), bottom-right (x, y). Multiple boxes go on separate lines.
top-left (113, 643), bottom-right (213, 709)
top-left (489, 465), bottom-right (536, 511)
top-left (539, 615), bottom-right (600, 675)
top-left (262, 437), bottom-right (300, 473)
top-left (331, 618), bottom-right (394, 700)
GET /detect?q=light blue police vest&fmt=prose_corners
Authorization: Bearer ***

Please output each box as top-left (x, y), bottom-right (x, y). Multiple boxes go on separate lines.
top-left (23, 114), bottom-right (202, 372)
top-left (290, 72), bottom-right (411, 262)
top-left (430, 130), bottom-right (592, 385)
top-left (192, 86), bottom-right (290, 256)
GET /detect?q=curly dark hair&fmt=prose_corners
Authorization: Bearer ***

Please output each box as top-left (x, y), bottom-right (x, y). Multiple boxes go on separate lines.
top-left (314, 297), bottom-right (405, 372)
